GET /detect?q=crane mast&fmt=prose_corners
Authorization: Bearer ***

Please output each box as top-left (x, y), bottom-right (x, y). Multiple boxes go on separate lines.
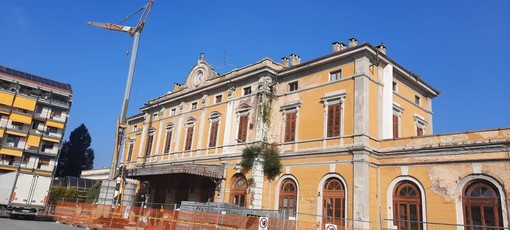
top-left (88, 0), bottom-right (154, 181)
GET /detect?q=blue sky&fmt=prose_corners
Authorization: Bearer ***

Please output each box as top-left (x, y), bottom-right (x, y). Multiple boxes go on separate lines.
top-left (1, 0), bottom-right (509, 169)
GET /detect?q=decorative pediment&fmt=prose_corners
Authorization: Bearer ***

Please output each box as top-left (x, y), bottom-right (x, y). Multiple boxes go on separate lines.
top-left (184, 53), bottom-right (219, 89)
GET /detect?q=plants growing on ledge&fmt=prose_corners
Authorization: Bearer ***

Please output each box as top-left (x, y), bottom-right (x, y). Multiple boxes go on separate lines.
top-left (240, 143), bottom-right (282, 181)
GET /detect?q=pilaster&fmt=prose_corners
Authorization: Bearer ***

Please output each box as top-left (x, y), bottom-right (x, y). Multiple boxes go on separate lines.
top-left (352, 150), bottom-right (370, 229)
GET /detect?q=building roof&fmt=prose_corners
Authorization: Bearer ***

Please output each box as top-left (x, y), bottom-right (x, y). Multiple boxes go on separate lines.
top-left (0, 65), bottom-right (72, 93)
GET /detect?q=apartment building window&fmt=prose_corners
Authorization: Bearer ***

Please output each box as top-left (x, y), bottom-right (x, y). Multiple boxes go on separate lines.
top-left (215, 94), bottom-right (222, 103)
top-left (289, 81), bottom-right (298, 92)
top-left (164, 124), bottom-right (173, 153)
top-left (330, 70), bottom-right (342, 81)
top-left (36, 106), bottom-right (43, 114)
top-left (284, 112), bottom-right (297, 142)
top-left (22, 155), bottom-right (30, 166)
top-left (37, 157), bottom-right (50, 169)
top-left (415, 95), bottom-right (421, 105)
top-left (11, 122), bottom-right (23, 131)
top-left (243, 86), bottom-right (252, 96)
top-left (393, 82), bottom-right (398, 92)
top-left (133, 125), bottom-right (138, 132)
top-left (126, 142), bottom-right (134, 162)
top-left (31, 121), bottom-right (39, 130)
top-left (46, 127), bottom-right (58, 136)
top-left (171, 108), bottom-right (176, 116)
top-left (41, 142), bottom-right (54, 153)
top-left (2, 155), bottom-right (15, 166)
top-left (6, 135), bottom-right (20, 148)
top-left (145, 129), bottom-right (155, 157)
top-left (50, 109), bottom-right (62, 119)
top-left (191, 102), bottom-right (198, 110)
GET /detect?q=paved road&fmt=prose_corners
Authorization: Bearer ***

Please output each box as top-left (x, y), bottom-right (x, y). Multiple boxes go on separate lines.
top-left (0, 217), bottom-right (82, 230)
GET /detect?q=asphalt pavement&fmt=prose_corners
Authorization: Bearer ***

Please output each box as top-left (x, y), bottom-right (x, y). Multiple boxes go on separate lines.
top-left (0, 217), bottom-right (82, 230)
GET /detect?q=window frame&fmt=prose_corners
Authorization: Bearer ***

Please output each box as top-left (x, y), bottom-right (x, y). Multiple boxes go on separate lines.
top-left (330, 70), bottom-right (342, 82)
top-left (144, 128), bottom-right (155, 157)
top-left (288, 81), bottom-right (298, 92)
top-left (230, 174), bottom-right (248, 207)
top-left (164, 124), bottom-right (174, 154)
top-left (208, 113), bottom-right (221, 148)
top-left (243, 86), bottom-right (252, 96)
top-left (393, 181), bottom-right (423, 230)
top-left (393, 105), bottom-right (404, 139)
top-left (321, 93), bottom-right (346, 139)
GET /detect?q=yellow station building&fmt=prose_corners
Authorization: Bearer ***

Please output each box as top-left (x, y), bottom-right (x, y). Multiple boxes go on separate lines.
top-left (0, 65), bottom-right (72, 176)
top-left (121, 39), bottom-right (509, 229)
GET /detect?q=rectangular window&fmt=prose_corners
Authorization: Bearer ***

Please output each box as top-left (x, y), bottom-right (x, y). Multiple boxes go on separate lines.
top-left (50, 109), bottom-right (62, 119)
top-left (330, 70), bottom-right (342, 81)
top-left (243, 87), bottom-right (252, 96)
top-left (164, 131), bottom-right (173, 153)
top-left (393, 82), bottom-right (398, 92)
top-left (12, 122), bottom-right (23, 131)
top-left (209, 121), bottom-right (219, 147)
top-left (215, 95), bottom-right (222, 103)
top-left (185, 127), bottom-right (194, 151)
top-left (191, 102), bottom-right (197, 110)
top-left (289, 81), bottom-right (298, 92)
top-left (327, 104), bottom-right (341, 137)
top-left (2, 155), bottom-right (15, 166)
top-left (415, 95), bottom-right (421, 105)
top-left (153, 112), bottom-right (158, 119)
top-left (145, 135), bottom-right (154, 157)
top-left (22, 155), bottom-right (30, 164)
top-left (285, 112), bottom-right (297, 142)
top-left (31, 121), bottom-right (39, 130)
top-left (6, 135), bottom-right (20, 148)
top-left (238, 115), bottom-right (248, 142)
top-left (417, 126), bottom-right (424, 136)
top-left (41, 142), bottom-right (54, 152)
top-left (133, 125), bottom-right (138, 131)
top-left (171, 108), bottom-right (176, 116)
top-left (37, 157), bottom-right (50, 169)
top-left (127, 143), bottom-right (134, 162)
top-left (46, 127), bottom-right (58, 135)
top-left (393, 114), bottom-right (399, 138)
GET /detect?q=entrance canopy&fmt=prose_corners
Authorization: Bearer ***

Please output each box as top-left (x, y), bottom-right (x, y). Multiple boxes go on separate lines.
top-left (126, 163), bottom-right (224, 179)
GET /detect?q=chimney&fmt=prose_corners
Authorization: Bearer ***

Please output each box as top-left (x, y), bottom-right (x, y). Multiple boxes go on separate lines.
top-left (332, 41), bottom-right (347, 52)
top-left (281, 57), bottom-right (289, 68)
top-left (348, 38), bottom-right (358, 47)
top-left (289, 54), bottom-right (301, 66)
top-left (376, 43), bottom-right (387, 55)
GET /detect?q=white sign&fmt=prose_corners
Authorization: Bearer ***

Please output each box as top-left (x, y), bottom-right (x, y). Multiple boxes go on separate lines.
top-left (325, 223), bottom-right (337, 230)
top-left (258, 217), bottom-right (269, 230)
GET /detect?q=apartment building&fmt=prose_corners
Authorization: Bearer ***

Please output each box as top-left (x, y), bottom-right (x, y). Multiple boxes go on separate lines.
top-left (0, 65), bottom-right (72, 176)
top-left (120, 39), bottom-right (509, 229)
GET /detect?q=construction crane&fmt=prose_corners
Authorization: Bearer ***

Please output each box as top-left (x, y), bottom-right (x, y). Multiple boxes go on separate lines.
top-left (88, 0), bottom-right (154, 180)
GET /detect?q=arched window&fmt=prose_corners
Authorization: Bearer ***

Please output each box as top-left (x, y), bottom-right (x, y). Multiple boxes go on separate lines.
top-left (323, 178), bottom-right (345, 228)
top-left (279, 179), bottom-right (297, 217)
top-left (393, 181), bottom-right (422, 230)
top-left (230, 174), bottom-right (247, 207)
top-left (463, 180), bottom-right (503, 229)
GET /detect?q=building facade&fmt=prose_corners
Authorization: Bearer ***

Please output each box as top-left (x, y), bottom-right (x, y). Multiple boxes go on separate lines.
top-left (0, 65), bottom-right (72, 177)
top-left (121, 39), bottom-right (510, 229)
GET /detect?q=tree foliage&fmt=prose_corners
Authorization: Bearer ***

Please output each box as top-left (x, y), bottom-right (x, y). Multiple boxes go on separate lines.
top-left (240, 143), bottom-right (282, 181)
top-left (56, 124), bottom-right (95, 177)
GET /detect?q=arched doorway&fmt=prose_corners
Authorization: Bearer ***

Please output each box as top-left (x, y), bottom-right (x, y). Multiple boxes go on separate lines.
top-left (322, 178), bottom-right (345, 228)
top-left (463, 180), bottom-right (503, 229)
top-left (230, 174), bottom-right (248, 207)
top-left (279, 178), bottom-right (297, 217)
top-left (393, 180), bottom-right (422, 230)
